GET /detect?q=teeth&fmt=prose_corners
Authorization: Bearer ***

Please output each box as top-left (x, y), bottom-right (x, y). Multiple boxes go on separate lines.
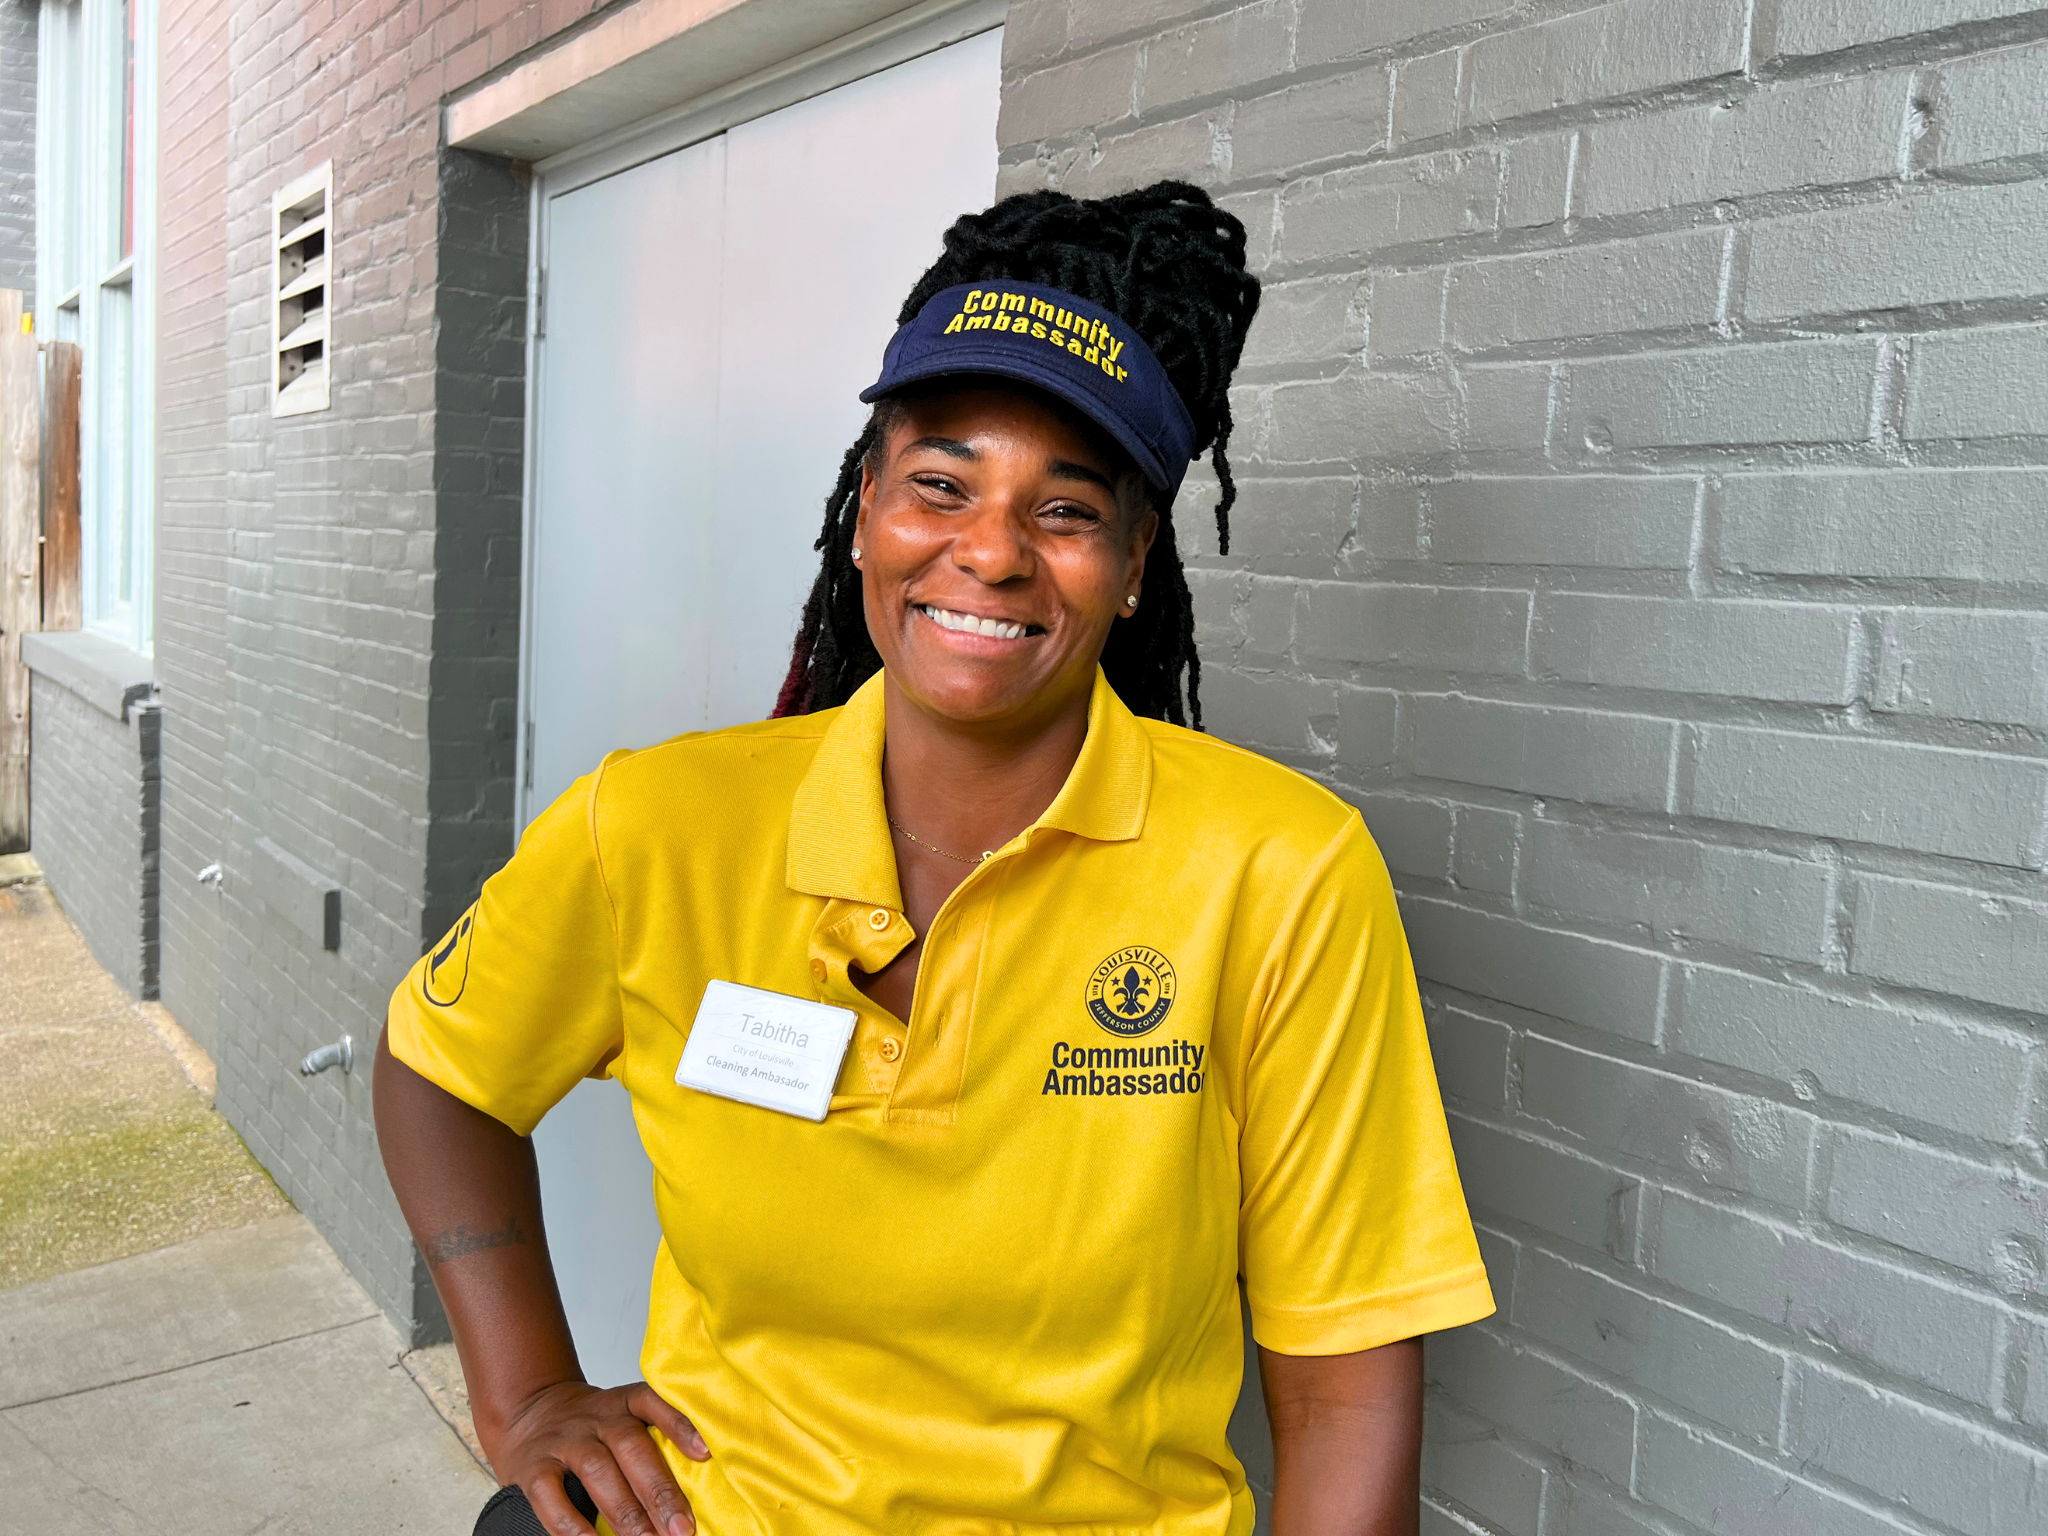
top-left (923, 605), bottom-right (1027, 640)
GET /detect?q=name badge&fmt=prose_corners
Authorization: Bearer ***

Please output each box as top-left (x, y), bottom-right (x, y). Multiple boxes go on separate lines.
top-left (675, 980), bottom-right (858, 1122)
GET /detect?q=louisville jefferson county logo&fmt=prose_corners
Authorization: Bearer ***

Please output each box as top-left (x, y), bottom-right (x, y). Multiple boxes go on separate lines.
top-left (423, 907), bottom-right (476, 1007)
top-left (1086, 946), bottom-right (1176, 1036)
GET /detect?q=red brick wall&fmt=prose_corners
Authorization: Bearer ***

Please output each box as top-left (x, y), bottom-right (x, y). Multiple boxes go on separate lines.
top-left (429, 0), bottom-right (613, 101)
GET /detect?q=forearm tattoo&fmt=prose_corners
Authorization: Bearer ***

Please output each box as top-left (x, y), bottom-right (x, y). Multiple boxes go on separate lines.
top-left (423, 1217), bottom-right (527, 1269)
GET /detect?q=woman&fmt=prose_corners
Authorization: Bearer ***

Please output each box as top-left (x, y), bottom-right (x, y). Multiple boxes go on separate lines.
top-left (377, 182), bottom-right (1492, 1536)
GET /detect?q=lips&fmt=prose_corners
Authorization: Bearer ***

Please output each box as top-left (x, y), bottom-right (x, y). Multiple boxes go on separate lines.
top-left (916, 603), bottom-right (1044, 641)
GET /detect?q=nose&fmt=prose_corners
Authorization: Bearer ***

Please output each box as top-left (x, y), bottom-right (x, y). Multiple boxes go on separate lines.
top-left (948, 494), bottom-right (1034, 587)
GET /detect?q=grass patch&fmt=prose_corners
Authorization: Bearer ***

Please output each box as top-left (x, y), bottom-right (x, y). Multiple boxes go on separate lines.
top-left (0, 1104), bottom-right (289, 1289)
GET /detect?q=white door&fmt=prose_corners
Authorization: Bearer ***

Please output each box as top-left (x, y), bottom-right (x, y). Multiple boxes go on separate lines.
top-left (528, 136), bottom-right (728, 816)
top-left (524, 29), bottom-right (1003, 1389)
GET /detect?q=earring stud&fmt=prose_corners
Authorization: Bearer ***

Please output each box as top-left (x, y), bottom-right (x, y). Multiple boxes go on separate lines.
top-left (1125, 595), bottom-right (1138, 608)
top-left (852, 548), bottom-right (862, 561)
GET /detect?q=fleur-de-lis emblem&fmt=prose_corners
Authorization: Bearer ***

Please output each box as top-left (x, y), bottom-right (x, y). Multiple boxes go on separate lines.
top-left (1086, 946), bottom-right (1176, 1037)
top-left (1111, 966), bottom-right (1151, 1016)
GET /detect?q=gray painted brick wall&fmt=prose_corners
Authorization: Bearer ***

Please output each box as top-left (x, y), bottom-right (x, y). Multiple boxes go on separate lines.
top-left (199, 4), bottom-right (428, 1321)
top-left (158, 0), bottom-right (530, 1343)
top-left (425, 148), bottom-right (528, 948)
top-left (1004, 2), bottom-right (2048, 1532)
top-left (29, 678), bottom-right (160, 997)
top-left (0, 0), bottom-right (34, 306)
top-left (154, 0), bottom-right (232, 1063)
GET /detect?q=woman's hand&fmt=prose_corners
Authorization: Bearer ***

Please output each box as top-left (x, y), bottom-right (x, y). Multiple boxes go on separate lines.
top-left (487, 1379), bottom-right (711, 1536)
top-left (373, 1033), bottom-right (709, 1536)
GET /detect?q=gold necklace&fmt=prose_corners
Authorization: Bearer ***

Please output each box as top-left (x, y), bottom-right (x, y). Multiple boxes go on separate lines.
top-left (886, 814), bottom-right (992, 865)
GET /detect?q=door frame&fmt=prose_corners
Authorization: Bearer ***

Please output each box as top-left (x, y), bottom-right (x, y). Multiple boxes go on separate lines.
top-left (514, 0), bottom-right (1006, 828)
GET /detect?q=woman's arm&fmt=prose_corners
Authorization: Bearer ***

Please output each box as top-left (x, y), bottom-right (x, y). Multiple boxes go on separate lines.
top-left (1261, 1338), bottom-right (1425, 1536)
top-left (373, 1025), bottom-right (709, 1536)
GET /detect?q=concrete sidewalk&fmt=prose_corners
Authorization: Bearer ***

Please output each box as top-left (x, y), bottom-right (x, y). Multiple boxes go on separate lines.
top-left (0, 1215), bottom-right (496, 1533)
top-left (0, 867), bottom-right (286, 1287)
top-left (2, 863), bottom-right (496, 1530)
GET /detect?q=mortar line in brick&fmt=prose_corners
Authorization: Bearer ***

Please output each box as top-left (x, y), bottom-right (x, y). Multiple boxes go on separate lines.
top-left (1639, 1404), bottom-right (1971, 1536)
top-left (1805, 1175), bottom-right (2048, 1294)
top-left (1528, 436), bottom-right (2048, 476)
top-left (1588, 799), bottom-right (2048, 917)
top-left (1008, 0), bottom-right (1289, 76)
top-left (1249, 168), bottom-right (2048, 291)
top-left (1451, 1429), bottom-right (1652, 1536)
top-left (1321, 675), bottom-right (2042, 761)
top-left (1559, 126), bottom-right (1583, 227)
top-left (1477, 1227), bottom-right (1805, 1371)
top-left (1870, 334), bottom-right (1909, 455)
top-left (1712, 226), bottom-right (1741, 337)
top-left (1991, 1309), bottom-right (2026, 1429)
top-left (1798, 1350), bottom-right (2048, 1476)
top-left (1848, 609), bottom-right (1883, 716)
top-left (1660, 719), bottom-right (1690, 821)
top-left (1026, 69), bottom-right (1942, 217)
top-left (1418, 1487), bottom-right (1525, 1536)
top-left (1642, 963), bottom-right (1672, 1055)
top-left (1023, 0), bottom-right (1585, 93)
top-left (1776, 1352), bottom-right (1798, 1456)
top-left (1754, 8), bottom-right (2048, 86)
top-left (1902, 68), bottom-right (1937, 182)
top-left (1432, 320), bottom-right (1895, 371)
top-left (1484, 1213), bottom-right (2047, 1457)
top-left (1448, 971), bottom-right (2043, 1146)
top-left (1818, 840), bottom-right (1855, 978)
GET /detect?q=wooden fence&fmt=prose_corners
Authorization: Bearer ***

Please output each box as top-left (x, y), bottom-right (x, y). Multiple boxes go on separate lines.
top-left (0, 288), bottom-right (84, 855)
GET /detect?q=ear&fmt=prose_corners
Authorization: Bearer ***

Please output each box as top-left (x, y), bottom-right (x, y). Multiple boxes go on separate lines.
top-left (1116, 509), bottom-right (1159, 619)
top-left (1128, 508), bottom-right (1160, 564)
top-left (854, 459), bottom-right (878, 554)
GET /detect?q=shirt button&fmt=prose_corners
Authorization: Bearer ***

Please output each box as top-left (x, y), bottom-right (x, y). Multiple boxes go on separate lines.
top-left (868, 909), bottom-right (891, 931)
top-left (809, 958), bottom-right (827, 982)
top-left (878, 1037), bottom-right (902, 1062)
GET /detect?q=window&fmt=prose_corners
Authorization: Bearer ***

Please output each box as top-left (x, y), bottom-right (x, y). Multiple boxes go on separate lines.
top-left (272, 164), bottom-right (332, 417)
top-left (36, 0), bottom-right (156, 654)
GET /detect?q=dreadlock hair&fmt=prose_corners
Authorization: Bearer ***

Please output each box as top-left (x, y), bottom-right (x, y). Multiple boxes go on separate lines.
top-left (771, 180), bottom-right (1261, 730)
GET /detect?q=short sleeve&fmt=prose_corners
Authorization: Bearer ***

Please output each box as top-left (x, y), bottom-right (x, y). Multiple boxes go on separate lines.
top-left (387, 762), bottom-right (626, 1136)
top-left (1238, 815), bottom-right (1495, 1355)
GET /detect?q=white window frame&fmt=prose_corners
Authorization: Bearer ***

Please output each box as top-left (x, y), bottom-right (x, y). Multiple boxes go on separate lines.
top-left (36, 0), bottom-right (159, 656)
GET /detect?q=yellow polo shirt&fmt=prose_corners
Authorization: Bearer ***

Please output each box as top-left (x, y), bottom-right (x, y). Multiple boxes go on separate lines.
top-left (388, 670), bottom-right (1492, 1534)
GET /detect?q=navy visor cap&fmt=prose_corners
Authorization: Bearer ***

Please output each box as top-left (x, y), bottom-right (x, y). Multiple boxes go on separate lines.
top-left (860, 281), bottom-right (1199, 498)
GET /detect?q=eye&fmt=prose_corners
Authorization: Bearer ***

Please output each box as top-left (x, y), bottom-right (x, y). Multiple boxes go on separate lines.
top-left (910, 473), bottom-right (966, 500)
top-left (1042, 501), bottom-right (1107, 528)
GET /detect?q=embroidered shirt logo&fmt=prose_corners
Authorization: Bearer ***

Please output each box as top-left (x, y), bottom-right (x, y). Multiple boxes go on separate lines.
top-left (1085, 946), bottom-right (1176, 1037)
top-left (423, 907), bottom-right (475, 1007)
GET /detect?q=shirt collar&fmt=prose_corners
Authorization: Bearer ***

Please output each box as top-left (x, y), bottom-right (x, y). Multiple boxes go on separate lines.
top-left (786, 668), bottom-right (1154, 905)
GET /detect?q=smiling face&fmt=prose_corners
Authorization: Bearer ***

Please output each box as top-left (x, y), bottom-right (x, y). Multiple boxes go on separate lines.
top-left (853, 381), bottom-right (1158, 733)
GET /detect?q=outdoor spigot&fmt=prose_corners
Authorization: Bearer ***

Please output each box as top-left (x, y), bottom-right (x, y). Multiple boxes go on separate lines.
top-left (300, 1036), bottom-right (353, 1076)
